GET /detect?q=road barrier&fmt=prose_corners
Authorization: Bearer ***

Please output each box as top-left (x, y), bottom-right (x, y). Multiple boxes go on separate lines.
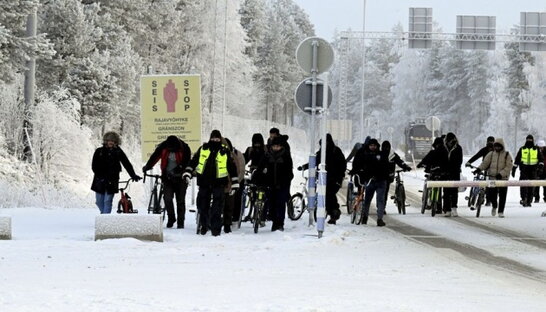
top-left (426, 180), bottom-right (546, 188)
top-left (95, 214), bottom-right (163, 242)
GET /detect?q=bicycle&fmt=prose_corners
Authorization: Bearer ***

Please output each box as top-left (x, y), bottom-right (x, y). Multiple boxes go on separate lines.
top-left (116, 180), bottom-right (138, 214)
top-left (288, 170), bottom-right (309, 221)
top-left (350, 174), bottom-right (368, 225)
top-left (465, 165), bottom-right (488, 218)
top-left (144, 173), bottom-right (165, 222)
top-left (252, 186), bottom-right (268, 233)
top-left (238, 171), bottom-right (256, 229)
top-left (390, 170), bottom-right (408, 215)
top-left (346, 169), bottom-right (355, 214)
top-left (421, 170), bottom-right (443, 217)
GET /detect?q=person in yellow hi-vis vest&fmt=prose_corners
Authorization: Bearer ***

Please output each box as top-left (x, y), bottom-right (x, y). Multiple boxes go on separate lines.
top-left (184, 130), bottom-right (238, 236)
top-left (513, 134), bottom-right (544, 207)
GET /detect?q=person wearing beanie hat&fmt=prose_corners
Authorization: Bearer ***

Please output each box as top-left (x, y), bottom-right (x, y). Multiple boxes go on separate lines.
top-left (244, 133), bottom-right (267, 172)
top-left (267, 127), bottom-right (291, 152)
top-left (253, 133), bottom-right (294, 231)
top-left (91, 131), bottom-right (141, 214)
top-left (185, 130), bottom-right (238, 236)
top-left (142, 135), bottom-right (192, 228)
top-left (351, 138), bottom-right (389, 226)
top-left (298, 133), bottom-right (346, 224)
top-left (514, 134), bottom-right (544, 207)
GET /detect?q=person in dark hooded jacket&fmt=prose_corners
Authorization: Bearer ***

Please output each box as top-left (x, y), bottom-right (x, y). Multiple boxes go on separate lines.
top-left (346, 136), bottom-right (371, 163)
top-left (267, 127), bottom-right (291, 152)
top-left (351, 138), bottom-right (389, 226)
top-left (91, 131), bottom-right (140, 214)
top-left (244, 133), bottom-right (267, 170)
top-left (442, 132), bottom-right (463, 216)
top-left (143, 135), bottom-right (192, 228)
top-left (381, 141), bottom-right (412, 210)
top-left (298, 133), bottom-right (346, 224)
top-left (254, 135), bottom-right (294, 231)
top-left (416, 137), bottom-right (448, 214)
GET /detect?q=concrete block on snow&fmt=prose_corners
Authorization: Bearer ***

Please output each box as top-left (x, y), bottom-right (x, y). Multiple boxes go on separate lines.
top-left (0, 216), bottom-right (11, 240)
top-left (95, 214), bottom-right (163, 242)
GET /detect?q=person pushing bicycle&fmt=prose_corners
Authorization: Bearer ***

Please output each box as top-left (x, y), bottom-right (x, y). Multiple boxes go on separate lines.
top-left (143, 135), bottom-right (192, 228)
top-left (381, 140), bottom-right (411, 212)
top-left (184, 130), bottom-right (239, 236)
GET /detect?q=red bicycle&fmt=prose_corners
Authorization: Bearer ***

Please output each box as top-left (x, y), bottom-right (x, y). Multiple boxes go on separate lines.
top-left (117, 180), bottom-right (138, 214)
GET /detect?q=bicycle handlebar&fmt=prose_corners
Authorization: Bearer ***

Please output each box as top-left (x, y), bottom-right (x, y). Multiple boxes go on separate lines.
top-left (143, 173), bottom-right (162, 183)
top-left (118, 180), bottom-right (131, 191)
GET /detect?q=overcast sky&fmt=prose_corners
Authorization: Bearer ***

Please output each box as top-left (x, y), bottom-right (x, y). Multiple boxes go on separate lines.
top-left (293, 0), bottom-right (546, 40)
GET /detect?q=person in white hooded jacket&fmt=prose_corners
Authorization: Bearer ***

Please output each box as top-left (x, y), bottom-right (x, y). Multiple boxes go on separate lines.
top-left (476, 138), bottom-right (513, 218)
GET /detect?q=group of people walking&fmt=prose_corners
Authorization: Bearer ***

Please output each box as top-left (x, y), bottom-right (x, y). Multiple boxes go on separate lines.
top-left (90, 128), bottom-right (546, 234)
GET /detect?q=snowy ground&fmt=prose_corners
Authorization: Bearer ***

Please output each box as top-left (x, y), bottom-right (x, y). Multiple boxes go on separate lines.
top-left (1, 156), bottom-right (546, 311)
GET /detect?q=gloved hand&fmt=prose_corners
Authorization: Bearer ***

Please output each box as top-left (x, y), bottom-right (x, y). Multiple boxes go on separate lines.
top-left (416, 163), bottom-right (424, 169)
top-left (142, 166), bottom-right (149, 173)
top-left (230, 183), bottom-right (239, 196)
top-left (403, 166), bottom-right (411, 172)
top-left (465, 162), bottom-right (471, 168)
top-left (538, 163), bottom-right (544, 172)
top-left (182, 172), bottom-right (192, 184)
top-left (472, 168), bottom-right (481, 175)
top-left (495, 173), bottom-right (503, 180)
top-left (511, 166), bottom-right (517, 178)
top-left (297, 166), bottom-right (303, 171)
top-left (132, 175), bottom-right (142, 182)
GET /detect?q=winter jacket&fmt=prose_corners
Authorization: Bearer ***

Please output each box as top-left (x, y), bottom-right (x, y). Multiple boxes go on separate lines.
top-left (444, 135), bottom-right (463, 180)
top-left (187, 141), bottom-right (238, 187)
top-left (514, 144), bottom-right (544, 168)
top-left (143, 137), bottom-right (191, 178)
top-left (254, 147), bottom-right (294, 189)
top-left (91, 146), bottom-right (137, 194)
top-left (478, 138), bottom-right (512, 180)
top-left (301, 134), bottom-right (346, 186)
top-left (417, 137), bottom-right (448, 176)
top-left (467, 145), bottom-right (494, 164)
top-left (244, 133), bottom-right (267, 170)
top-left (352, 148), bottom-right (389, 182)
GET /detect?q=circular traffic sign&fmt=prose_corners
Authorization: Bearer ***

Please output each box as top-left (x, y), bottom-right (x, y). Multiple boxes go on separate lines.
top-left (425, 116), bottom-right (441, 131)
top-left (296, 37), bottom-right (334, 75)
top-left (294, 78), bottom-right (333, 115)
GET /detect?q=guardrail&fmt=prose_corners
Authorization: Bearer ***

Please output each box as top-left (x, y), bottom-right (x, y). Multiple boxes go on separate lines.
top-left (426, 180), bottom-right (546, 188)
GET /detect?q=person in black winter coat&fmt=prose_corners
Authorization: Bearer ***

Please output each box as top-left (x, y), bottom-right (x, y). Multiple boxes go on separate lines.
top-left (184, 130), bottom-right (238, 236)
top-left (244, 133), bottom-right (267, 171)
top-left (466, 136), bottom-right (495, 167)
top-left (298, 133), bottom-right (346, 224)
top-left (267, 127), bottom-right (291, 152)
top-left (91, 131), bottom-right (141, 214)
top-left (381, 141), bottom-right (411, 210)
top-left (254, 135), bottom-right (294, 231)
top-left (143, 135), bottom-right (192, 228)
top-left (351, 138), bottom-right (389, 226)
top-left (346, 136), bottom-right (371, 163)
top-left (417, 137), bottom-right (448, 214)
top-left (443, 132), bottom-right (463, 217)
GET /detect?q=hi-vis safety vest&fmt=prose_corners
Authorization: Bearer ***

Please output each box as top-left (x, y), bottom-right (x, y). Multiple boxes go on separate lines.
top-left (196, 147), bottom-right (228, 178)
top-left (521, 148), bottom-right (539, 165)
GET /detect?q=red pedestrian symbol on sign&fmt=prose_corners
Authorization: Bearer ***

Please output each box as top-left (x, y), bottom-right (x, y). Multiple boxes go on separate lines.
top-left (164, 80), bottom-right (178, 113)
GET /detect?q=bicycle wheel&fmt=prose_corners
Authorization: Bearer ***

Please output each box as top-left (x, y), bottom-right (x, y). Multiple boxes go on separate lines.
top-left (397, 185), bottom-right (406, 215)
top-left (253, 201), bottom-right (261, 234)
top-left (353, 199), bottom-right (363, 225)
top-left (476, 190), bottom-right (485, 218)
top-left (346, 182), bottom-right (354, 214)
top-left (117, 201), bottom-right (123, 214)
top-left (431, 199), bottom-right (437, 217)
top-left (421, 187), bottom-right (429, 214)
top-left (287, 193), bottom-right (305, 221)
top-left (431, 188), bottom-right (438, 217)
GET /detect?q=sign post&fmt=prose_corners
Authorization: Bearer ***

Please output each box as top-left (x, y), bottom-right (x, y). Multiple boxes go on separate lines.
top-left (295, 37), bottom-right (334, 238)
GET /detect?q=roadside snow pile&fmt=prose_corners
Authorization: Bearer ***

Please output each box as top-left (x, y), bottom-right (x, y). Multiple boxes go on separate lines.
top-left (0, 216), bottom-right (11, 239)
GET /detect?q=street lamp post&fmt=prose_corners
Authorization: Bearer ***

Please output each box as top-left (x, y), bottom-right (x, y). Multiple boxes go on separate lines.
top-left (360, 0), bottom-right (367, 141)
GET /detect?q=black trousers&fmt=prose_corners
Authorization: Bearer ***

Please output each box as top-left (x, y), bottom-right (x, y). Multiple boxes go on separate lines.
top-left (163, 179), bottom-right (188, 223)
top-left (487, 187), bottom-right (508, 213)
top-left (519, 166), bottom-right (537, 204)
top-left (197, 185), bottom-right (225, 234)
top-left (326, 183), bottom-right (341, 219)
top-left (442, 187), bottom-right (458, 212)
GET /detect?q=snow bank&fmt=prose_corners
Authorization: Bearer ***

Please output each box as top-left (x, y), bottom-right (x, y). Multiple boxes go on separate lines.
top-left (0, 216), bottom-right (11, 240)
top-left (95, 214), bottom-right (163, 242)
